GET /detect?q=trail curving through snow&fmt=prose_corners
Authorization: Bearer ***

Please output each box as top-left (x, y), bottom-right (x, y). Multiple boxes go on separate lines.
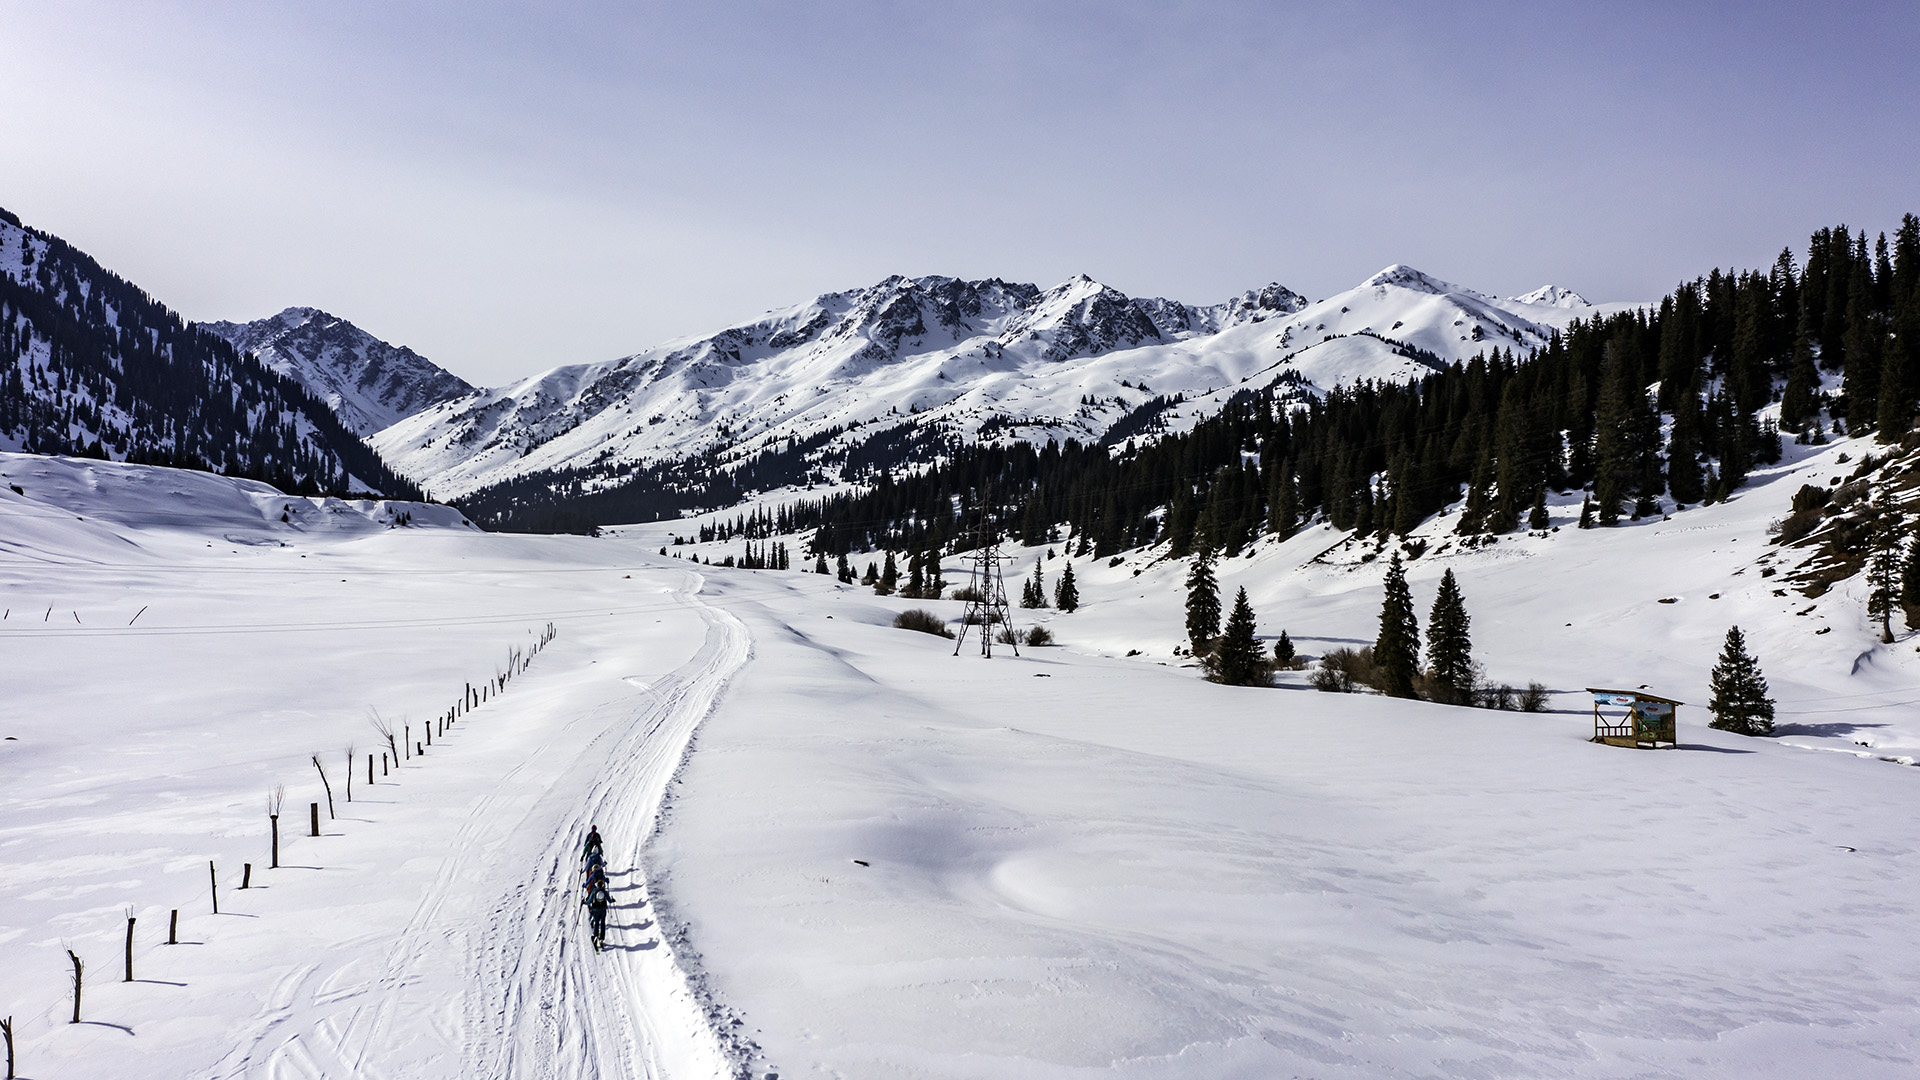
top-left (201, 568), bottom-right (751, 1080)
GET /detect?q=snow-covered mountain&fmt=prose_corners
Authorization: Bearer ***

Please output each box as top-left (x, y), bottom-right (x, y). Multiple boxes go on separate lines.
top-left (0, 207), bottom-right (417, 497)
top-left (1512, 284), bottom-right (1592, 308)
top-left (202, 307), bottom-right (473, 438)
top-left (376, 268), bottom-right (1626, 501)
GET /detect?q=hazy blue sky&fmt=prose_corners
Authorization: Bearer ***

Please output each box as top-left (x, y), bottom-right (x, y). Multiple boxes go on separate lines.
top-left (2, 1), bottom-right (1915, 385)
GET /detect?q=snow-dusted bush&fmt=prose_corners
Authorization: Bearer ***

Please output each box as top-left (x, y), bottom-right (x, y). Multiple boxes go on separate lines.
top-left (893, 609), bottom-right (954, 638)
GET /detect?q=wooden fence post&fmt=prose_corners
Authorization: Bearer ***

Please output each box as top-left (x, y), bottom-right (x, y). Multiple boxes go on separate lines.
top-left (210, 860), bottom-right (219, 914)
top-left (124, 916), bottom-right (135, 981)
top-left (67, 951), bottom-right (82, 1024)
top-left (309, 802), bottom-right (320, 837)
top-left (271, 814), bottom-right (280, 869)
top-left (241, 863), bottom-right (252, 889)
top-left (368, 753), bottom-right (375, 786)
top-left (169, 910), bottom-right (178, 945)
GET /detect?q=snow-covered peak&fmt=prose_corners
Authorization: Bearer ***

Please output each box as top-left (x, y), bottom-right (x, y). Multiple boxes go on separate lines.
top-left (1511, 284), bottom-right (1592, 309)
top-left (201, 309), bottom-right (473, 437)
top-left (1359, 264), bottom-right (1481, 298)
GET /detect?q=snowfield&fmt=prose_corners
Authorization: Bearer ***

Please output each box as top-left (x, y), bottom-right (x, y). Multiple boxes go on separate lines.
top-left (5, 445), bottom-right (1920, 1078)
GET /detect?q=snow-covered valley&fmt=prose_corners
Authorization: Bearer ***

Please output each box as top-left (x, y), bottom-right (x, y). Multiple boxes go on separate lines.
top-left (5, 441), bottom-right (1919, 1078)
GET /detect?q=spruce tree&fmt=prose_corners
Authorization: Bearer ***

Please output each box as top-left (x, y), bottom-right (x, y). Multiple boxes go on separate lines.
top-left (1424, 568), bottom-right (1473, 705)
top-left (1021, 561), bottom-right (1047, 608)
top-left (1184, 547), bottom-right (1221, 652)
top-left (1866, 495), bottom-right (1904, 643)
top-left (1204, 588), bottom-right (1269, 686)
top-left (1053, 561), bottom-right (1079, 612)
top-left (1708, 625), bottom-right (1775, 736)
top-left (1578, 493), bottom-right (1595, 529)
top-left (1780, 328), bottom-right (1821, 434)
top-left (1902, 531), bottom-right (1920, 630)
top-left (876, 551), bottom-right (898, 595)
top-left (1375, 554), bottom-right (1420, 698)
top-left (1272, 630), bottom-right (1296, 667)
top-left (814, 551), bottom-right (829, 574)
top-left (1528, 487), bottom-right (1550, 530)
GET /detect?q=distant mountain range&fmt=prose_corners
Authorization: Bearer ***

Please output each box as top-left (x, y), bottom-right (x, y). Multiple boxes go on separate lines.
top-left (371, 265), bottom-right (1628, 503)
top-left (203, 308), bottom-right (472, 437)
top-left (0, 200), bottom-right (1630, 522)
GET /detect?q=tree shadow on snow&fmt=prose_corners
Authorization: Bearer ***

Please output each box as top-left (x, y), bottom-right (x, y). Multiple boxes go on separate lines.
top-left (1772, 721), bottom-right (1890, 738)
top-left (1675, 743), bottom-right (1757, 754)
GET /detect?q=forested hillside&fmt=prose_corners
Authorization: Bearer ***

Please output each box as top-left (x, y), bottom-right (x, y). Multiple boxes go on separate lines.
top-left (0, 207), bottom-right (418, 497)
top-left (786, 218), bottom-right (1920, 560)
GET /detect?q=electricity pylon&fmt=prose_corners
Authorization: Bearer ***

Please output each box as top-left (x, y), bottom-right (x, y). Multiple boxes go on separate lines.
top-left (953, 512), bottom-right (1018, 658)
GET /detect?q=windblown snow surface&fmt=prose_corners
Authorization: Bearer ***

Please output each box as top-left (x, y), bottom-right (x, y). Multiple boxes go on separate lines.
top-left (5, 430), bottom-right (1920, 1078)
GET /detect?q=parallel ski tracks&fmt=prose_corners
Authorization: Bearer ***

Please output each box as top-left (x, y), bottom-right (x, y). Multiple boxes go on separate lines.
top-left (210, 571), bottom-right (749, 1079)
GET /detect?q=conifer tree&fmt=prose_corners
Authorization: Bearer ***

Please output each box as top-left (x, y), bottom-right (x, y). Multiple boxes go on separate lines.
top-left (1375, 554), bottom-right (1420, 698)
top-left (904, 550), bottom-right (925, 598)
top-left (1528, 488), bottom-right (1550, 530)
top-left (1708, 625), bottom-right (1775, 736)
top-left (1021, 561), bottom-right (1047, 608)
top-left (1184, 547), bottom-right (1221, 652)
top-left (1272, 630), bottom-right (1296, 667)
top-left (876, 551), bottom-right (898, 595)
top-left (1780, 328), bottom-right (1821, 434)
top-left (1053, 561), bottom-right (1079, 612)
top-left (1424, 568), bottom-right (1473, 705)
top-left (1204, 587), bottom-right (1269, 686)
top-left (925, 545), bottom-right (944, 597)
top-left (1577, 493), bottom-right (1595, 529)
top-left (1866, 494), bottom-right (1904, 643)
top-left (814, 551), bottom-right (829, 574)
top-left (836, 552), bottom-right (854, 584)
top-left (861, 561), bottom-right (878, 586)
top-left (1902, 531), bottom-right (1920, 630)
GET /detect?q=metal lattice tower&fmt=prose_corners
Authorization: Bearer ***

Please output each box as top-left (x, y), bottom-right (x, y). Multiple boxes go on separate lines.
top-left (953, 512), bottom-right (1018, 658)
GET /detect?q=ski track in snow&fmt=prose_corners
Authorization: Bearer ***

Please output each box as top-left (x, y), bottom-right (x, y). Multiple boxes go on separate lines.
top-left (182, 572), bottom-right (746, 1080)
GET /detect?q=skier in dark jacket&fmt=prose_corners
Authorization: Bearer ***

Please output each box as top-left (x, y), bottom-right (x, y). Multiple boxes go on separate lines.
top-left (582, 826), bottom-right (602, 867)
top-left (586, 876), bottom-right (611, 950)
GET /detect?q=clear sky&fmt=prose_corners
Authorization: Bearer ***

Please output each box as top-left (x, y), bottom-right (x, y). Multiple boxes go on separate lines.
top-left (2, 1), bottom-right (1915, 386)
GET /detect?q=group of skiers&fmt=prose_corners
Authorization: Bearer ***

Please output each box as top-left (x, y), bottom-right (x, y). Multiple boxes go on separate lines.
top-left (581, 825), bottom-right (611, 951)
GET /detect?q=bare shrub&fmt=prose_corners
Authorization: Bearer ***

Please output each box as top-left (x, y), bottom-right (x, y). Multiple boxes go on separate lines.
top-left (1023, 625), bottom-right (1055, 647)
top-left (1310, 646), bottom-right (1375, 693)
top-left (1519, 682), bottom-right (1551, 712)
top-left (893, 609), bottom-right (954, 638)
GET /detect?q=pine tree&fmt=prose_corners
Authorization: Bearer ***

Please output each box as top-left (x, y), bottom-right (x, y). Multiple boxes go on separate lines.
top-left (1053, 561), bottom-right (1079, 612)
top-left (1902, 530), bottom-right (1920, 630)
top-left (1272, 630), bottom-right (1296, 667)
top-left (1184, 547), bottom-right (1221, 652)
top-left (1578, 493), bottom-right (1595, 529)
top-left (875, 551), bottom-right (898, 595)
top-left (1528, 487), bottom-right (1550, 530)
top-left (836, 552), bottom-right (854, 584)
top-left (1780, 328), bottom-right (1821, 434)
top-left (1204, 588), bottom-right (1269, 686)
top-left (1708, 625), bottom-right (1775, 736)
top-left (1374, 554), bottom-right (1420, 698)
top-left (1866, 494), bottom-right (1904, 643)
top-left (1424, 568), bottom-right (1473, 705)
top-left (814, 551), bottom-right (829, 574)
top-left (1021, 561), bottom-right (1047, 608)
top-left (926, 546), bottom-right (944, 597)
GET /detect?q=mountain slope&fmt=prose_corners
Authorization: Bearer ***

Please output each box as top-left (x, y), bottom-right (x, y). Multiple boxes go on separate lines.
top-left (375, 268), bottom-right (1619, 504)
top-left (0, 206), bottom-right (418, 497)
top-left (203, 308), bottom-right (473, 437)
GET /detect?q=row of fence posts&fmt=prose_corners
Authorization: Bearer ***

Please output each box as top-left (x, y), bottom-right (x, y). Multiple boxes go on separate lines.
top-left (5, 623), bottom-right (557, 1078)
